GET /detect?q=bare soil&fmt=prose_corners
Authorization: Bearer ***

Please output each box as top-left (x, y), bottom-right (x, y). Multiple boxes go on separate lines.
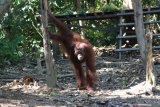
top-left (0, 55), bottom-right (160, 107)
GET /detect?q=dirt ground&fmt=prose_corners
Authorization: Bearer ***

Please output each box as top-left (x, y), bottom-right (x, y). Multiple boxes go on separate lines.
top-left (0, 54), bottom-right (160, 107)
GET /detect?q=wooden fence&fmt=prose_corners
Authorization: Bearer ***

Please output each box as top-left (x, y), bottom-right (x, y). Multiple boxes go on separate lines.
top-left (116, 8), bottom-right (160, 59)
top-left (56, 8), bottom-right (160, 59)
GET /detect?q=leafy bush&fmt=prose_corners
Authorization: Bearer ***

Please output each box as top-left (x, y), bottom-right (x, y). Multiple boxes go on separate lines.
top-left (101, 0), bottom-right (123, 12)
top-left (101, 3), bottom-right (120, 11)
top-left (0, 33), bottom-right (22, 62)
top-left (74, 20), bottom-right (118, 47)
top-left (0, 0), bottom-right (41, 63)
top-left (142, 0), bottom-right (160, 8)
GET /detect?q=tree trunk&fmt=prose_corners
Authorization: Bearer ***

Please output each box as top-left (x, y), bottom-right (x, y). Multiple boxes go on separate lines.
top-left (50, 26), bottom-right (61, 61)
top-left (48, 5), bottom-right (61, 62)
top-left (40, 0), bottom-right (57, 87)
top-left (52, 41), bottom-right (61, 61)
top-left (36, 57), bottom-right (43, 73)
top-left (74, 0), bottom-right (81, 9)
top-left (0, 0), bottom-right (12, 20)
top-left (132, 0), bottom-right (157, 92)
top-left (0, 0), bottom-right (11, 20)
top-left (145, 8), bottom-right (157, 89)
top-left (145, 32), bottom-right (156, 87)
top-left (131, 0), bottom-right (146, 62)
top-left (74, 0), bottom-right (85, 38)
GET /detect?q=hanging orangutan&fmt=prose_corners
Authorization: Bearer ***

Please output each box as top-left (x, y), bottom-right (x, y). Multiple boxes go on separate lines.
top-left (46, 12), bottom-right (96, 91)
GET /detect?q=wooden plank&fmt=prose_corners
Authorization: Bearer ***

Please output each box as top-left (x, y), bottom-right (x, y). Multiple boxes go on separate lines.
top-left (117, 35), bottom-right (136, 39)
top-left (115, 48), bottom-right (139, 51)
top-left (56, 13), bottom-right (119, 21)
top-left (115, 46), bottom-right (160, 52)
top-left (153, 33), bottom-right (160, 37)
top-left (153, 46), bottom-right (160, 49)
top-left (118, 22), bottom-right (134, 26)
top-left (55, 8), bottom-right (160, 21)
top-left (118, 15), bottom-right (123, 59)
top-left (117, 34), bottom-right (160, 39)
top-left (118, 21), bottom-right (160, 26)
top-left (117, 9), bottom-right (160, 16)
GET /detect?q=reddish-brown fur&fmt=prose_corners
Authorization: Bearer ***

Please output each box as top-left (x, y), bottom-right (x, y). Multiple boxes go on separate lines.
top-left (22, 75), bottom-right (33, 85)
top-left (46, 12), bottom-right (96, 91)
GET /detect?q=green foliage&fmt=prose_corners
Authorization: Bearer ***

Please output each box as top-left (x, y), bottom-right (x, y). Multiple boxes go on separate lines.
top-left (101, 0), bottom-right (123, 12)
top-left (48, 91), bottom-right (57, 96)
top-left (1, 0), bottom-right (41, 63)
top-left (49, 0), bottom-right (74, 15)
top-left (89, 20), bottom-right (117, 46)
top-left (0, 0), bottom-right (159, 64)
top-left (77, 9), bottom-right (86, 14)
top-left (65, 9), bottom-right (74, 15)
top-left (0, 33), bottom-right (22, 62)
top-left (71, 20), bottom-right (117, 46)
top-left (101, 3), bottom-right (121, 11)
top-left (142, 0), bottom-right (160, 8)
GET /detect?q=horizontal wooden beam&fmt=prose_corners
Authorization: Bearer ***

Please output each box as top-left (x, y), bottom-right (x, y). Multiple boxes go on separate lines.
top-left (115, 46), bottom-right (160, 52)
top-left (117, 34), bottom-right (160, 39)
top-left (55, 8), bottom-right (160, 21)
top-left (118, 21), bottom-right (160, 26)
top-left (117, 9), bottom-right (160, 16)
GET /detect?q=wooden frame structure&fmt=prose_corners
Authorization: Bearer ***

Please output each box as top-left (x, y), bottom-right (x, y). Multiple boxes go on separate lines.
top-left (56, 8), bottom-right (160, 59)
top-left (116, 8), bottom-right (160, 59)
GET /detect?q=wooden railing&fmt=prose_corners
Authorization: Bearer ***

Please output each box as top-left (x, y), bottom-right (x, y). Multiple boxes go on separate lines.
top-left (55, 8), bottom-right (160, 59)
top-left (116, 8), bottom-right (160, 59)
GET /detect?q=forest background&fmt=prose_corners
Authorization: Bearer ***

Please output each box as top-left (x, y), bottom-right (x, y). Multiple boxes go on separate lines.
top-left (0, 0), bottom-right (160, 65)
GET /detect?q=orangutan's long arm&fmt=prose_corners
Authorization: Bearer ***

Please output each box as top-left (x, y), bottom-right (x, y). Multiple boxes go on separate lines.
top-left (47, 12), bottom-right (72, 35)
top-left (46, 28), bottom-right (63, 43)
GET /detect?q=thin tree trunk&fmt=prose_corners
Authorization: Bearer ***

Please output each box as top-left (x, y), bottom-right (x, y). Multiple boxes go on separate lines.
top-left (40, 0), bottom-right (57, 87)
top-left (145, 8), bottom-right (157, 89)
top-left (36, 57), bottom-right (43, 73)
top-left (48, 4), bottom-right (61, 62)
top-left (145, 32), bottom-right (156, 87)
top-left (131, 0), bottom-right (146, 62)
top-left (0, 0), bottom-right (11, 19)
top-left (74, 0), bottom-right (85, 38)
top-left (132, 0), bottom-right (157, 92)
